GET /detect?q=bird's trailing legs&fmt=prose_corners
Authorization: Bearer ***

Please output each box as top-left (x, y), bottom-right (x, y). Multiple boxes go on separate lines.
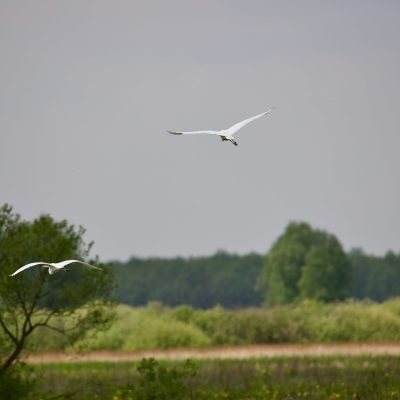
top-left (220, 136), bottom-right (238, 146)
top-left (229, 138), bottom-right (238, 146)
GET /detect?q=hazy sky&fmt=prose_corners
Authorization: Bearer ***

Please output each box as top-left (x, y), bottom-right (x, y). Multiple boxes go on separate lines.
top-left (1, 1), bottom-right (399, 261)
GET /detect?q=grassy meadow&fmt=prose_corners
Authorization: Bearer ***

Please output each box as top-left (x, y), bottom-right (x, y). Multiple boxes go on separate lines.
top-left (7, 299), bottom-right (400, 398)
top-left (32, 356), bottom-right (400, 399)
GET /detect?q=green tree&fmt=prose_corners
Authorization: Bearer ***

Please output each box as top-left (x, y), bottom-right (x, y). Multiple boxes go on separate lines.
top-left (349, 248), bottom-right (400, 301)
top-left (298, 236), bottom-right (350, 301)
top-left (257, 222), bottom-right (350, 305)
top-left (113, 251), bottom-right (263, 309)
top-left (0, 204), bottom-right (114, 371)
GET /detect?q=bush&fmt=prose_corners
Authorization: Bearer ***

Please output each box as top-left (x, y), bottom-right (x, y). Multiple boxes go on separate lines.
top-left (28, 298), bottom-right (400, 351)
top-left (306, 300), bottom-right (400, 342)
top-left (173, 299), bottom-right (400, 345)
top-left (0, 364), bottom-right (36, 400)
top-left (130, 358), bottom-right (197, 400)
top-left (74, 304), bottom-right (211, 350)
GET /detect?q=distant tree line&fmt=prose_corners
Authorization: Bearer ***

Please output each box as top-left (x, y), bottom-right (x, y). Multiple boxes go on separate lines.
top-left (349, 248), bottom-right (400, 302)
top-left (112, 222), bottom-right (400, 308)
top-left (112, 251), bottom-right (264, 309)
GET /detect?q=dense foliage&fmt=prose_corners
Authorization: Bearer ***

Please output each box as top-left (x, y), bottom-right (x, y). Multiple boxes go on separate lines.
top-left (28, 298), bottom-right (400, 351)
top-left (112, 251), bottom-right (263, 308)
top-left (112, 227), bottom-right (399, 308)
top-left (257, 222), bottom-right (351, 305)
top-left (0, 204), bottom-right (114, 372)
top-left (350, 248), bottom-right (400, 301)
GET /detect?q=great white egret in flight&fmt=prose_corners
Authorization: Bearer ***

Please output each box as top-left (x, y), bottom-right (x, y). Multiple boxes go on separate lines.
top-left (9, 260), bottom-right (101, 276)
top-left (168, 107), bottom-right (275, 146)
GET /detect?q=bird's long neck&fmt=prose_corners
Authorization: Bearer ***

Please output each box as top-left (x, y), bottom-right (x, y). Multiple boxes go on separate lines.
top-left (48, 266), bottom-right (57, 275)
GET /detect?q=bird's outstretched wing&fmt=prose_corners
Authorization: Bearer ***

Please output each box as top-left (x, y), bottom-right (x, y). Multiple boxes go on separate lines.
top-left (56, 259), bottom-right (101, 270)
top-left (167, 130), bottom-right (219, 135)
top-left (225, 108), bottom-right (275, 136)
top-left (9, 262), bottom-right (50, 276)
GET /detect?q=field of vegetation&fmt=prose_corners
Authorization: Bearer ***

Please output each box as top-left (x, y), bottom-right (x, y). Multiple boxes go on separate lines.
top-left (28, 356), bottom-right (400, 399)
top-left (2, 207), bottom-right (400, 399)
top-left (26, 297), bottom-right (400, 352)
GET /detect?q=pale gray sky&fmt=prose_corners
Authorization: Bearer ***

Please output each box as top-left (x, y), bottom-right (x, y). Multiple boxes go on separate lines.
top-left (1, 1), bottom-right (399, 260)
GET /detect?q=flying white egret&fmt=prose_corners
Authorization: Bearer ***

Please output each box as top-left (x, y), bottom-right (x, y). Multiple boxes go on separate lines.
top-left (167, 107), bottom-right (275, 146)
top-left (9, 260), bottom-right (101, 276)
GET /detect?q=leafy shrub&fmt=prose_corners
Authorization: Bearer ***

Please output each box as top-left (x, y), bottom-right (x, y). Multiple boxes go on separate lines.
top-left (381, 297), bottom-right (400, 316)
top-left (169, 304), bottom-right (196, 323)
top-left (28, 298), bottom-right (400, 351)
top-left (0, 364), bottom-right (36, 400)
top-left (129, 358), bottom-right (197, 400)
top-left (306, 299), bottom-right (400, 342)
top-left (73, 304), bottom-right (211, 350)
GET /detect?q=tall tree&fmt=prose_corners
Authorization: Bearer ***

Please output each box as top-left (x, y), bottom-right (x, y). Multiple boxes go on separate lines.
top-left (0, 204), bottom-right (114, 371)
top-left (298, 235), bottom-right (350, 301)
top-left (257, 222), bottom-right (350, 305)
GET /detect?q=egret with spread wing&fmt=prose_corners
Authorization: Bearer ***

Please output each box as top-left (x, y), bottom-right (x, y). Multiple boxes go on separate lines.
top-left (168, 107), bottom-right (275, 146)
top-left (9, 260), bottom-right (101, 276)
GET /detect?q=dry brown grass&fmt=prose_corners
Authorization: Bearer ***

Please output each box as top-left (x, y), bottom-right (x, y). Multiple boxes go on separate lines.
top-left (26, 342), bottom-right (400, 363)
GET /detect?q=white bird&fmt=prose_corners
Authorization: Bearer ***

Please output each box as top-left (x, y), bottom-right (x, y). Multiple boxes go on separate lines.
top-left (9, 259), bottom-right (101, 276)
top-left (167, 107), bottom-right (275, 146)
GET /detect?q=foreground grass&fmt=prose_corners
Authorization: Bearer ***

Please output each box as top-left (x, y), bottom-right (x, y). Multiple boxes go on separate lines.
top-left (33, 355), bottom-right (400, 399)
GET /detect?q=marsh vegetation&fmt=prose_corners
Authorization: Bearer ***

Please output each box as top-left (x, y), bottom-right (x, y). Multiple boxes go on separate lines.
top-left (32, 356), bottom-right (400, 399)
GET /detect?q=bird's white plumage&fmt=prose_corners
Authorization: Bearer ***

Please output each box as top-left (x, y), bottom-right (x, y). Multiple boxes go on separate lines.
top-left (167, 130), bottom-right (219, 135)
top-left (9, 259), bottom-right (101, 276)
top-left (9, 262), bottom-right (51, 276)
top-left (53, 259), bottom-right (99, 270)
top-left (225, 108), bottom-right (275, 136)
top-left (167, 107), bottom-right (275, 145)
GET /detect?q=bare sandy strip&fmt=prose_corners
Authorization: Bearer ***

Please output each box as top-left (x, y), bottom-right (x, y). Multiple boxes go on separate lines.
top-left (26, 342), bottom-right (400, 363)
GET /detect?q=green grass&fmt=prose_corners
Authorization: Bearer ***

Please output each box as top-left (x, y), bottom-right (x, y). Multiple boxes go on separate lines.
top-left (33, 355), bottom-right (400, 399)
